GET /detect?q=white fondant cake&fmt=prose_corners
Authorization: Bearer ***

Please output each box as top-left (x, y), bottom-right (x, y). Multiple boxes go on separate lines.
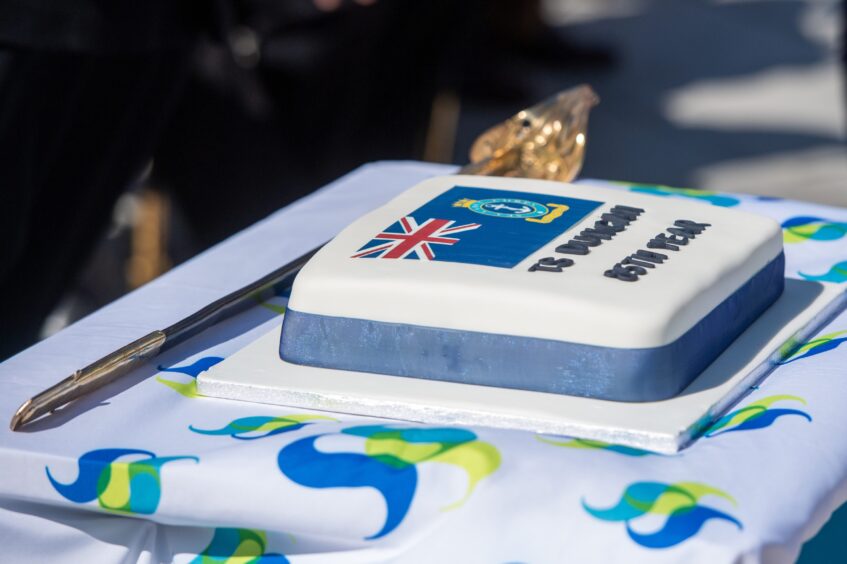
top-left (279, 175), bottom-right (784, 401)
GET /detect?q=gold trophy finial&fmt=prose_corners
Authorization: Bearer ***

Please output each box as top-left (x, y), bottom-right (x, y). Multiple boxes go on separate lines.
top-left (461, 84), bottom-right (599, 183)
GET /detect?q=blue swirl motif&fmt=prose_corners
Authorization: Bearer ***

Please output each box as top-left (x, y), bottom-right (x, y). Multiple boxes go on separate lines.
top-left (190, 528), bottom-right (288, 563)
top-left (781, 216), bottom-right (847, 244)
top-left (277, 424), bottom-right (500, 540)
top-left (800, 261), bottom-right (847, 283)
top-left (625, 184), bottom-right (740, 207)
top-left (46, 448), bottom-right (198, 514)
top-left (781, 330), bottom-right (847, 364)
top-left (705, 395), bottom-right (811, 437)
top-left (156, 356), bottom-right (224, 398)
top-left (536, 435), bottom-right (654, 457)
top-left (583, 482), bottom-right (742, 549)
top-left (190, 414), bottom-right (337, 440)
top-left (250, 280), bottom-right (291, 315)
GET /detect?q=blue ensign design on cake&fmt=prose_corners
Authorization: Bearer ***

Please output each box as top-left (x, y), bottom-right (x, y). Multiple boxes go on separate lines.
top-left (352, 187), bottom-right (603, 268)
top-left (281, 175), bottom-right (786, 403)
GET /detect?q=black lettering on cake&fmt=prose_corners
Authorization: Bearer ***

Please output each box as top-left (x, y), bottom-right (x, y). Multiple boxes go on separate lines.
top-left (529, 203), bottom-right (654, 275)
top-left (574, 232), bottom-right (605, 246)
top-left (598, 213), bottom-right (630, 231)
top-left (622, 256), bottom-right (654, 269)
top-left (590, 224), bottom-right (619, 238)
top-left (674, 220), bottom-right (711, 234)
top-left (579, 227), bottom-right (614, 241)
top-left (606, 219), bottom-right (709, 282)
top-left (609, 205), bottom-right (645, 221)
top-left (664, 233), bottom-right (690, 246)
top-left (555, 241), bottom-right (590, 255)
top-left (549, 204), bottom-right (644, 261)
top-left (647, 235), bottom-right (679, 251)
top-left (634, 249), bottom-right (668, 263)
top-left (528, 257), bottom-right (575, 272)
top-left (604, 263), bottom-right (641, 282)
top-left (667, 227), bottom-right (697, 239)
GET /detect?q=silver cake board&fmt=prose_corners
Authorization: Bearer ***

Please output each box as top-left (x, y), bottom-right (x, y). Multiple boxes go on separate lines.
top-left (198, 280), bottom-right (846, 454)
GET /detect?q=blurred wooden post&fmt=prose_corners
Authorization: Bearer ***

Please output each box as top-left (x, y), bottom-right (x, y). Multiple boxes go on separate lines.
top-left (127, 189), bottom-right (171, 288)
top-left (423, 89), bottom-right (461, 163)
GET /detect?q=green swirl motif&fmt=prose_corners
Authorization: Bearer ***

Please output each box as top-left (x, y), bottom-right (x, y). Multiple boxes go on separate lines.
top-left (705, 395), bottom-right (811, 437)
top-left (351, 426), bottom-right (501, 510)
top-left (277, 425), bottom-right (501, 539)
top-left (583, 482), bottom-right (742, 548)
top-left (190, 414), bottom-right (337, 440)
top-left (191, 528), bottom-right (287, 563)
top-left (800, 261), bottom-right (847, 283)
top-left (781, 216), bottom-right (847, 244)
top-left (156, 356), bottom-right (224, 398)
top-left (249, 284), bottom-right (290, 315)
top-left (46, 448), bottom-right (197, 515)
top-left (781, 330), bottom-right (847, 364)
top-left (536, 435), bottom-right (653, 456)
top-left (623, 183), bottom-right (740, 207)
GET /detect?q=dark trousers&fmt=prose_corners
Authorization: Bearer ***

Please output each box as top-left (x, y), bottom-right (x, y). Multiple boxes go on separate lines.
top-left (0, 47), bottom-right (187, 359)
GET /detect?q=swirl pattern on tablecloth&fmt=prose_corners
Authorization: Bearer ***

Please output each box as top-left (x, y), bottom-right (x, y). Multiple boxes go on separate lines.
top-left (583, 481), bottom-right (742, 548)
top-left (277, 425), bottom-right (500, 539)
top-left (46, 448), bottom-right (197, 514)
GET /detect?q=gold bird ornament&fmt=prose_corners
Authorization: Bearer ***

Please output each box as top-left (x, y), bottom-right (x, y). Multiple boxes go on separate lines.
top-left (462, 84), bottom-right (598, 182)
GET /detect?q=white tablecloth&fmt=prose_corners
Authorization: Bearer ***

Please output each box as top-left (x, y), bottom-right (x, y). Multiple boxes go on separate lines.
top-left (2, 162), bottom-right (846, 563)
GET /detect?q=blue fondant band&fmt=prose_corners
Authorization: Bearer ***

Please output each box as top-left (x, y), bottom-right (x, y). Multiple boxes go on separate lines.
top-left (280, 252), bottom-right (785, 402)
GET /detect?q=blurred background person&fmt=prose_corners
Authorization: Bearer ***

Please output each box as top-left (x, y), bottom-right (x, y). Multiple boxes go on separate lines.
top-left (0, 0), bottom-right (615, 359)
